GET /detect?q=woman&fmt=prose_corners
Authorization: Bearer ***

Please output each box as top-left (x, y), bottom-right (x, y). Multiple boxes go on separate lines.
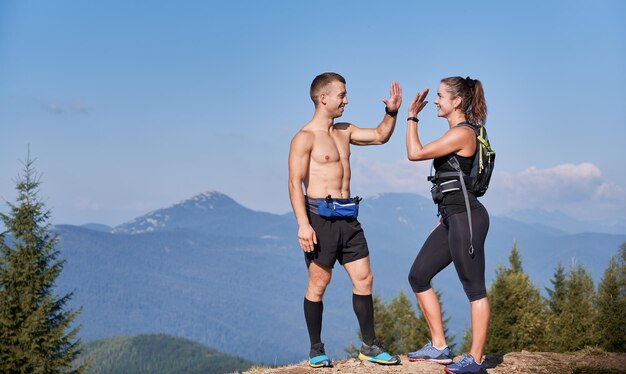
top-left (405, 76), bottom-right (490, 374)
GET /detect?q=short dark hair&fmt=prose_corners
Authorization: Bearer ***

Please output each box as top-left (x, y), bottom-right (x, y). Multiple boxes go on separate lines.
top-left (310, 72), bottom-right (346, 105)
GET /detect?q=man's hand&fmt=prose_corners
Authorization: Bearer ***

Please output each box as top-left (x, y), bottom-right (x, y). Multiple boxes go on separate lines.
top-left (382, 81), bottom-right (403, 112)
top-left (298, 223), bottom-right (318, 253)
top-left (408, 88), bottom-right (429, 117)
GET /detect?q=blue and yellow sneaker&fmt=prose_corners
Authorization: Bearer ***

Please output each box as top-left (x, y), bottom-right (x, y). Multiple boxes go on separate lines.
top-left (407, 341), bottom-right (453, 364)
top-left (444, 354), bottom-right (486, 374)
top-left (308, 342), bottom-right (331, 368)
top-left (358, 339), bottom-right (401, 365)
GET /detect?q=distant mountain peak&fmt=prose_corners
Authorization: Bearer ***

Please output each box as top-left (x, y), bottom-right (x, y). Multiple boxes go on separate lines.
top-left (189, 190), bottom-right (230, 202)
top-left (112, 191), bottom-right (262, 235)
top-left (164, 191), bottom-right (235, 210)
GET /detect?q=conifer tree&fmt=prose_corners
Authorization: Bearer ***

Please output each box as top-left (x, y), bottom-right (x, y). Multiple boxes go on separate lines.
top-left (545, 263), bottom-right (567, 350)
top-left (346, 294), bottom-right (387, 356)
top-left (381, 289), bottom-right (430, 354)
top-left (546, 263), bottom-right (566, 315)
top-left (594, 243), bottom-right (626, 352)
top-left (485, 242), bottom-right (549, 353)
top-left (460, 327), bottom-right (472, 354)
top-left (551, 262), bottom-right (597, 352)
top-left (0, 156), bottom-right (83, 373)
top-left (346, 289), bottom-right (446, 355)
top-left (508, 241), bottom-right (523, 273)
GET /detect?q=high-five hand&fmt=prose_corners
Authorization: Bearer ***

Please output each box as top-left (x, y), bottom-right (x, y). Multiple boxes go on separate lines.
top-left (382, 81), bottom-right (402, 112)
top-left (408, 88), bottom-right (429, 117)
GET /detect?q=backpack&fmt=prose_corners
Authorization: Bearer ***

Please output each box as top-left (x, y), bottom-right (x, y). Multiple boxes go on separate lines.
top-left (429, 122), bottom-right (495, 257)
top-left (429, 122), bottom-right (496, 198)
top-left (459, 123), bottom-right (495, 197)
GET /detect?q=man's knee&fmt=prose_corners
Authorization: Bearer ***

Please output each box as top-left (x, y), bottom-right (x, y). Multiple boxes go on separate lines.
top-left (352, 271), bottom-right (373, 293)
top-left (307, 277), bottom-right (330, 298)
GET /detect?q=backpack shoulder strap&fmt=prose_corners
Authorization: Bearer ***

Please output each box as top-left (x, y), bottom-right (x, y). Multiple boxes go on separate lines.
top-left (447, 156), bottom-right (475, 258)
top-left (453, 121), bottom-right (479, 134)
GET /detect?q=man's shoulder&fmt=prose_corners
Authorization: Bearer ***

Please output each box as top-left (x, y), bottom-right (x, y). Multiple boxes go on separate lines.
top-left (292, 127), bottom-right (315, 139)
top-left (290, 128), bottom-right (315, 149)
top-left (333, 122), bottom-right (352, 131)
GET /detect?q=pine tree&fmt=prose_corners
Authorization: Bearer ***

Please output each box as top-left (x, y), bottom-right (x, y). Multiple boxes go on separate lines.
top-left (508, 241), bottom-right (523, 273)
top-left (594, 243), bottom-right (626, 352)
top-left (545, 263), bottom-right (567, 350)
top-left (0, 156), bottom-right (84, 373)
top-left (546, 263), bottom-right (566, 315)
top-left (485, 242), bottom-right (549, 353)
top-left (346, 289), bottom-right (443, 356)
top-left (460, 327), bottom-right (472, 354)
top-left (346, 294), bottom-right (388, 356)
top-left (550, 262), bottom-right (597, 352)
top-left (380, 290), bottom-right (430, 354)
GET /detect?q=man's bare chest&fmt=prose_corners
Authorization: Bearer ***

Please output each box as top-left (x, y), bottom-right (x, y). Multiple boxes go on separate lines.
top-left (311, 134), bottom-right (350, 164)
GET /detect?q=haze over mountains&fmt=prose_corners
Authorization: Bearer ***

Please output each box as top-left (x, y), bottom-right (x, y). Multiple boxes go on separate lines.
top-left (53, 191), bottom-right (625, 365)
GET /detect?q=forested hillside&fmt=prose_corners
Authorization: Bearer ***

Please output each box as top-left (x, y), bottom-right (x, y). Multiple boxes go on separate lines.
top-left (74, 334), bottom-right (254, 374)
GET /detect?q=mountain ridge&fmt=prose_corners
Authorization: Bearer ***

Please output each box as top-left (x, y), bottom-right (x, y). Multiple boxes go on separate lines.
top-left (73, 333), bottom-right (255, 374)
top-left (51, 191), bottom-right (626, 365)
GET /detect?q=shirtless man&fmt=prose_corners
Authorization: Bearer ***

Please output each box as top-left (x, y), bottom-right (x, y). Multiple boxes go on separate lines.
top-left (288, 72), bottom-right (402, 367)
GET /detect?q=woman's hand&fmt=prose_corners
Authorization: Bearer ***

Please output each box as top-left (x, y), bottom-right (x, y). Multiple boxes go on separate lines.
top-left (408, 88), bottom-right (429, 117)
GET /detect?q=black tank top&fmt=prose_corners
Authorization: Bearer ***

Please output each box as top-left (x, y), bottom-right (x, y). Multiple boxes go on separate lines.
top-left (433, 153), bottom-right (483, 218)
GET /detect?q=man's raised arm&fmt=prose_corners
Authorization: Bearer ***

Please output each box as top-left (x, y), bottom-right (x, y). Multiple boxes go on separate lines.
top-left (349, 81), bottom-right (403, 145)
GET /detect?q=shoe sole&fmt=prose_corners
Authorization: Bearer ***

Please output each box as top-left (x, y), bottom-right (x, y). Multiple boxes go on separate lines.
top-left (358, 353), bottom-right (400, 365)
top-left (444, 366), bottom-right (486, 374)
top-left (408, 357), bottom-right (452, 364)
top-left (309, 360), bottom-right (331, 368)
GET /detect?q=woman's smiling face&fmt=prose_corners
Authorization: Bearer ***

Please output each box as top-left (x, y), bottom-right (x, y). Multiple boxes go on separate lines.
top-left (434, 83), bottom-right (459, 118)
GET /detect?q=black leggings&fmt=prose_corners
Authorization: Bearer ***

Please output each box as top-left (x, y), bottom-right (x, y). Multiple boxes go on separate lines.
top-left (408, 206), bottom-right (489, 301)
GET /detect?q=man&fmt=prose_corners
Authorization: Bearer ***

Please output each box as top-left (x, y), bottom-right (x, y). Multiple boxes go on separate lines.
top-left (288, 72), bottom-right (402, 367)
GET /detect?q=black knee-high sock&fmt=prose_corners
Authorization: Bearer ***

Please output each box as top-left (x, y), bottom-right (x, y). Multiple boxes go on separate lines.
top-left (304, 298), bottom-right (323, 346)
top-left (353, 293), bottom-right (376, 346)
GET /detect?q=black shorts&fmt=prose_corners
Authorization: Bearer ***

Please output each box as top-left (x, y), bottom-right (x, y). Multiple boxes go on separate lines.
top-left (304, 211), bottom-right (369, 269)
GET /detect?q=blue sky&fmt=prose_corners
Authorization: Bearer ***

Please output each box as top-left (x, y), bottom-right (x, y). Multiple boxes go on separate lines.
top-left (1, 1), bottom-right (625, 228)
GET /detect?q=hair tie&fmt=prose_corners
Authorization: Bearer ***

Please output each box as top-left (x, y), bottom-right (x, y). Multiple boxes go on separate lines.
top-left (465, 76), bottom-right (475, 89)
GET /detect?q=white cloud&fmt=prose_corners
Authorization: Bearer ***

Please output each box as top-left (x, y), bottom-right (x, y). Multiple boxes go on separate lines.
top-left (479, 163), bottom-right (625, 221)
top-left (45, 103), bottom-right (64, 114)
top-left (73, 197), bottom-right (100, 210)
top-left (497, 163), bottom-right (603, 202)
top-left (350, 155), bottom-right (431, 197)
top-left (350, 157), bottom-right (626, 222)
top-left (35, 98), bottom-right (93, 115)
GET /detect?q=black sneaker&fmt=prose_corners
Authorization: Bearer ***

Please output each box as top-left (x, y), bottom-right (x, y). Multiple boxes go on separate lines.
top-left (358, 340), bottom-right (401, 365)
top-left (308, 342), bottom-right (331, 368)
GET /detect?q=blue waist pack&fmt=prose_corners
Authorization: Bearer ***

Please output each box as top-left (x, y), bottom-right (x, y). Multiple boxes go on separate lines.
top-left (317, 195), bottom-right (361, 218)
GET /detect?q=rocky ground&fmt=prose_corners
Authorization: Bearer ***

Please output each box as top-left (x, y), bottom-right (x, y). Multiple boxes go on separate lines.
top-left (245, 351), bottom-right (626, 374)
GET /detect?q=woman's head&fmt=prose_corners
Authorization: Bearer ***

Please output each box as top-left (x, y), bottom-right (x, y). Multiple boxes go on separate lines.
top-left (439, 76), bottom-right (487, 126)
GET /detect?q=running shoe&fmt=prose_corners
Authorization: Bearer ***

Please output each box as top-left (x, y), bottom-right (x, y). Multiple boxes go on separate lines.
top-left (407, 341), bottom-right (453, 364)
top-left (308, 342), bottom-right (331, 368)
top-left (358, 339), bottom-right (401, 365)
top-left (444, 354), bottom-right (486, 374)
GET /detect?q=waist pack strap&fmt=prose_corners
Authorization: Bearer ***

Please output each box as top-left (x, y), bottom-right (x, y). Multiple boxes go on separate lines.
top-left (427, 171), bottom-right (465, 183)
top-left (305, 195), bottom-right (360, 218)
top-left (439, 180), bottom-right (461, 193)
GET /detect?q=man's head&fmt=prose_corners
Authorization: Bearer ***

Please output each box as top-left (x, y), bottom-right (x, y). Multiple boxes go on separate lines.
top-left (310, 72), bottom-right (348, 118)
top-left (310, 72), bottom-right (346, 106)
